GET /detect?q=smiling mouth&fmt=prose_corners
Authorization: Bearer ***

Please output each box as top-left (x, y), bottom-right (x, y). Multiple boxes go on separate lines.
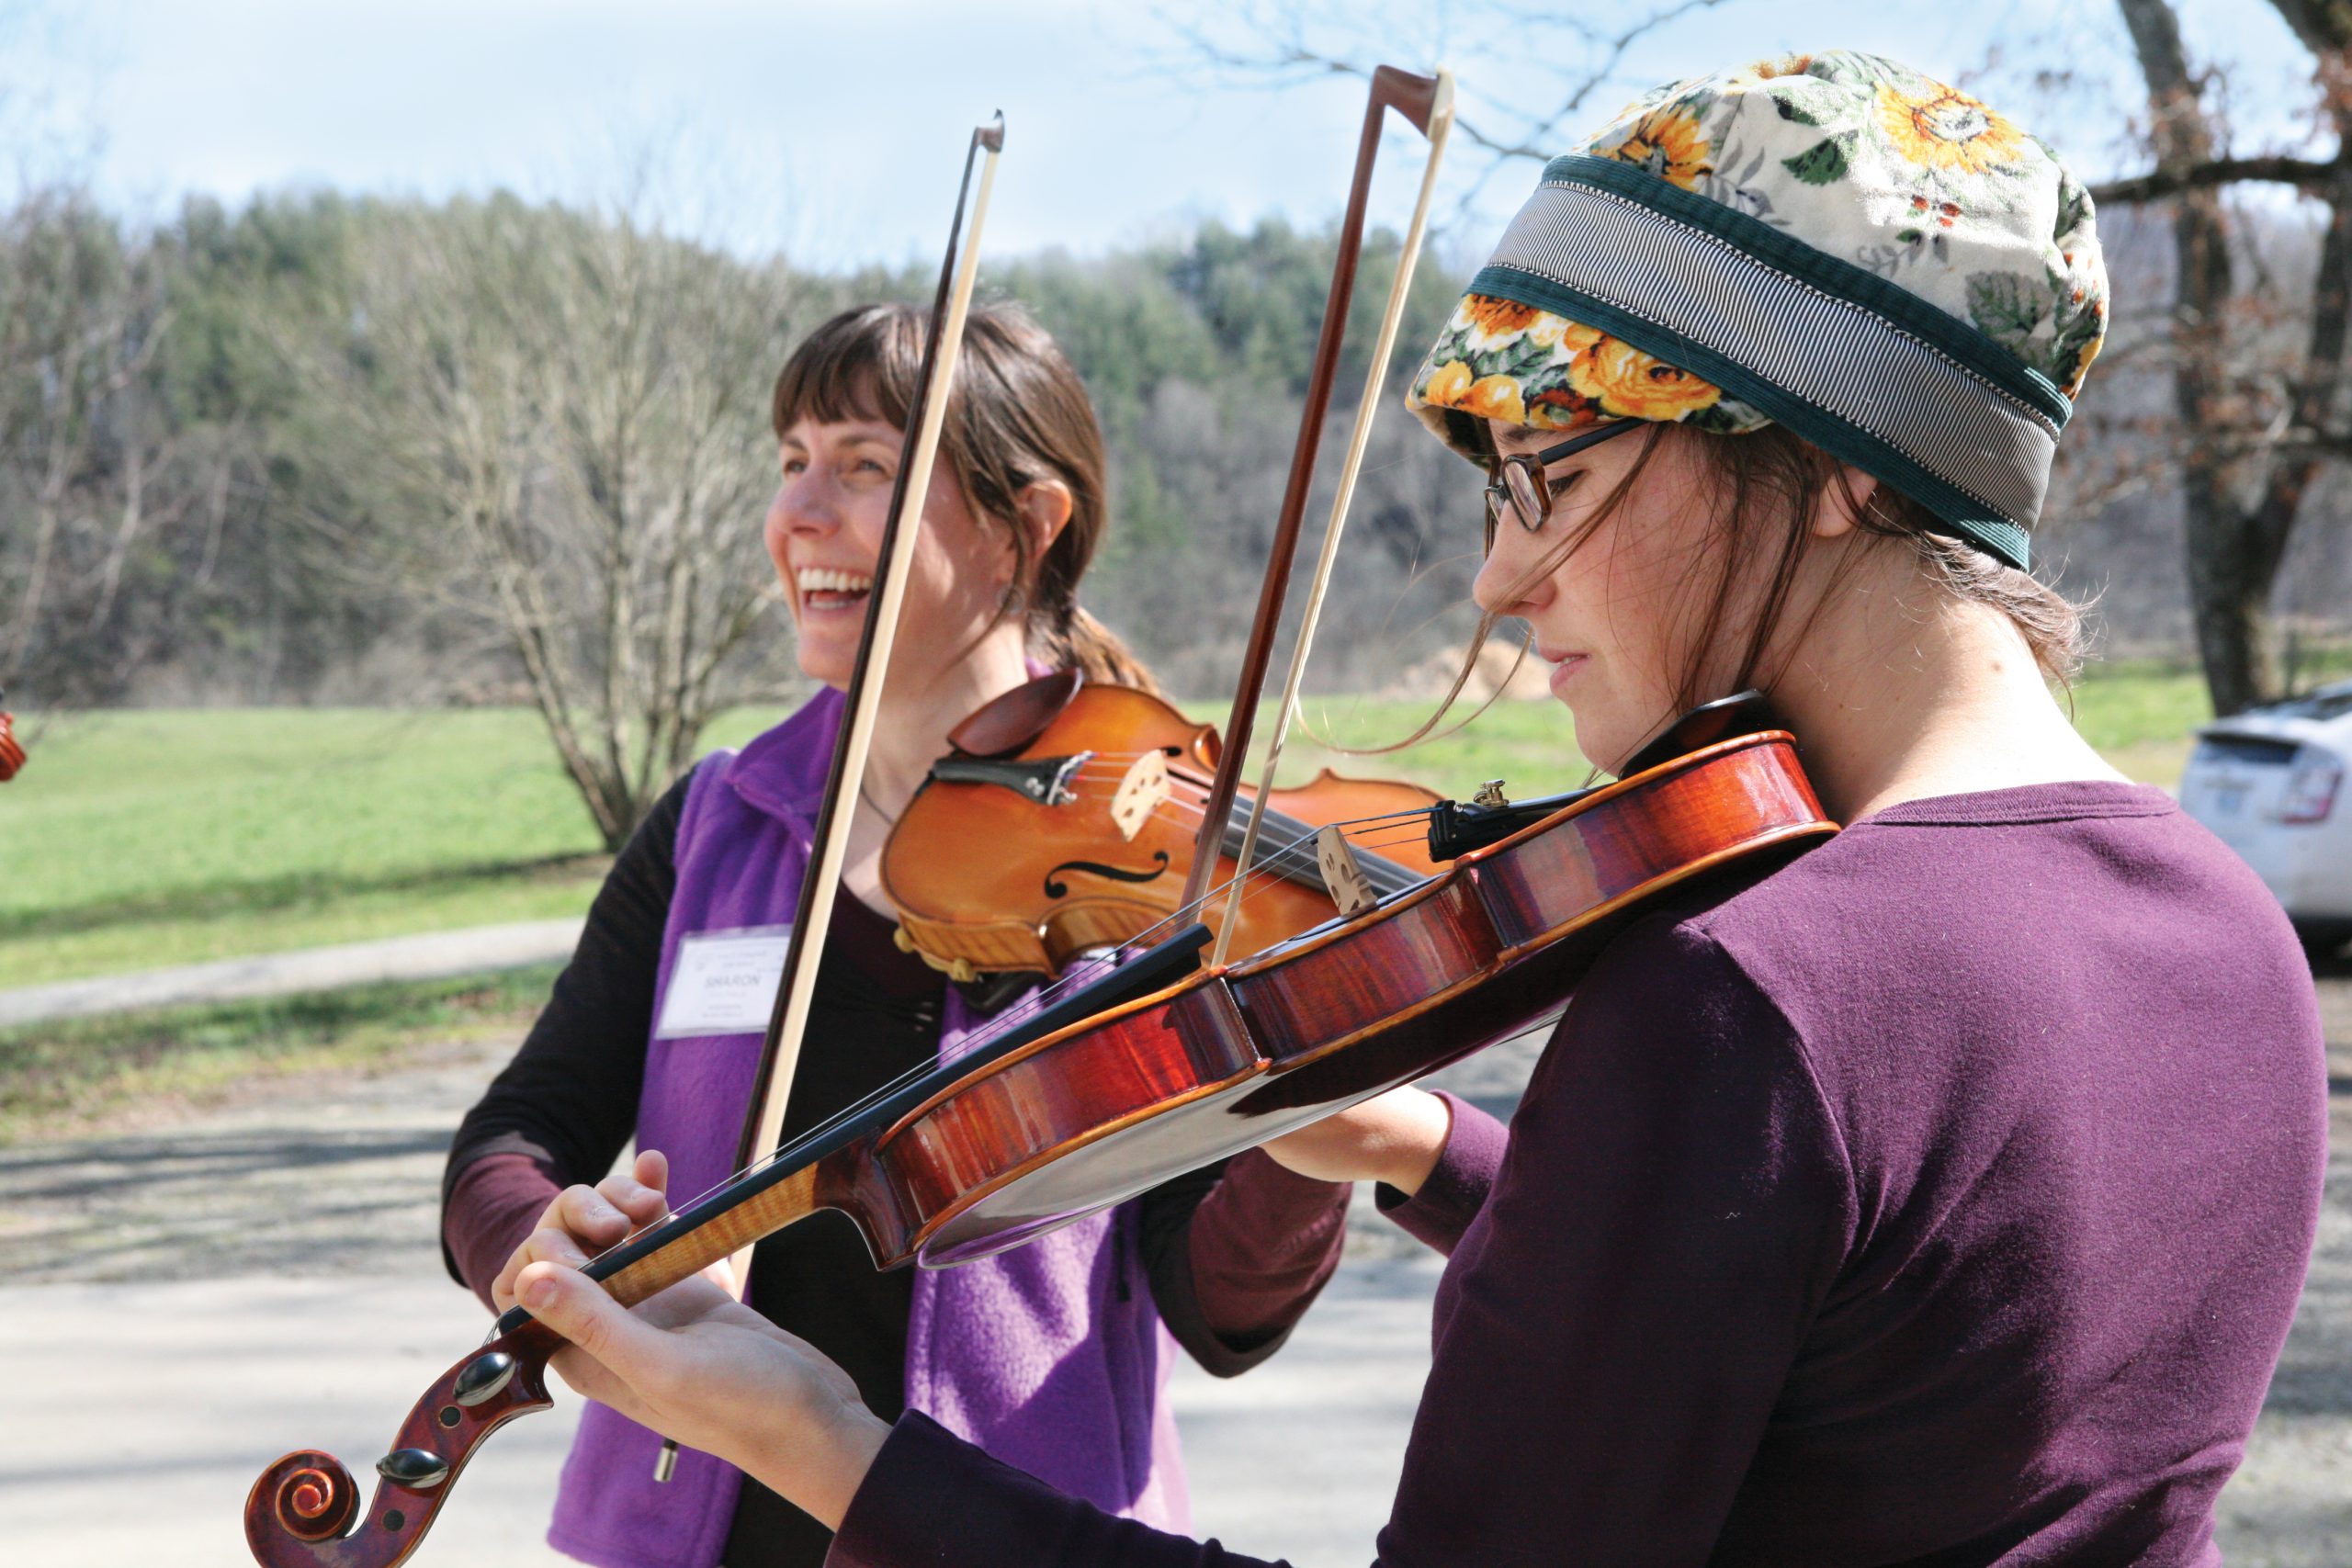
top-left (796, 567), bottom-right (875, 614)
top-left (1538, 649), bottom-right (1589, 691)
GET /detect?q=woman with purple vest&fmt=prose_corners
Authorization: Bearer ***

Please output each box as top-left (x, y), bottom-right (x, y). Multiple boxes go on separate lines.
top-left (441, 301), bottom-right (1354, 1568)
top-left (497, 55), bottom-right (2327, 1566)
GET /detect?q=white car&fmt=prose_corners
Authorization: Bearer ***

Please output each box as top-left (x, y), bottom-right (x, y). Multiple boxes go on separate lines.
top-left (2177, 679), bottom-right (2352, 957)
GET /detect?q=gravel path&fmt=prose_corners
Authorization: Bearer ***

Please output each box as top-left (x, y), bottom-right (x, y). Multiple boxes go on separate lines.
top-left (0, 981), bottom-right (2344, 1565)
top-left (0, 919), bottom-right (585, 1027)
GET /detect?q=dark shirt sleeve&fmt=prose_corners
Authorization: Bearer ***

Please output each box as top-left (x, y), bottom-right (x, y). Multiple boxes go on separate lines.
top-left (831, 1414), bottom-right (1289, 1568)
top-left (1137, 1151), bottom-right (1350, 1377)
top-left (439, 769), bottom-right (693, 1302)
top-left (830, 916), bottom-right (1855, 1568)
top-left (444, 1151), bottom-right (561, 1310)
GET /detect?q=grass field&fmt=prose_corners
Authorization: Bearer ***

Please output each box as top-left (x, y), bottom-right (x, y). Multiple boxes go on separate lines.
top-left (0, 667), bottom-right (2232, 992)
top-left (0, 665), bottom-right (2273, 1138)
top-left (0, 709), bottom-right (616, 987)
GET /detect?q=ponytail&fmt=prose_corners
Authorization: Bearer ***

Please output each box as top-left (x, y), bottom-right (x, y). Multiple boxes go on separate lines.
top-left (1046, 605), bottom-right (1159, 694)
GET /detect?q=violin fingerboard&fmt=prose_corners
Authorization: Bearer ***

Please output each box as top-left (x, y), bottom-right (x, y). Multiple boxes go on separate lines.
top-left (598, 1165), bottom-right (823, 1307)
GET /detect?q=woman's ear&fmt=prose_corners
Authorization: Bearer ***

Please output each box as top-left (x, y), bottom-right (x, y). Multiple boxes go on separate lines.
top-left (1016, 479), bottom-right (1075, 558)
top-left (1815, 466), bottom-right (1879, 541)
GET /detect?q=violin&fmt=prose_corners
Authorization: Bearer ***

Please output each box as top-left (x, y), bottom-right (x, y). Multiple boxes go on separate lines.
top-left (884, 668), bottom-right (1443, 982)
top-left (0, 689), bottom-right (24, 782)
top-left (243, 699), bottom-right (1835, 1568)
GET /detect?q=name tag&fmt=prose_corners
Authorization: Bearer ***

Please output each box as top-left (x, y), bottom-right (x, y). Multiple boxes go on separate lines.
top-left (654, 926), bottom-right (793, 1039)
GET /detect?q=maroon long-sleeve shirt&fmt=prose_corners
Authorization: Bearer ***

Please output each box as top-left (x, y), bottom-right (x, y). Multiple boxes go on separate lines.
top-left (829, 782), bottom-right (2327, 1567)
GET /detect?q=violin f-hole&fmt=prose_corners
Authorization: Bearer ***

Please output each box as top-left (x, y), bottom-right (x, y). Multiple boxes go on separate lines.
top-left (1043, 851), bottom-right (1172, 899)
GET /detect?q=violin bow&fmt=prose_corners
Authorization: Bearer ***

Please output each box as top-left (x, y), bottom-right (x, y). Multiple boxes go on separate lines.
top-left (636, 113), bottom-right (1010, 1490)
top-left (727, 113), bottom-right (1007, 1241)
top-left (1171, 67), bottom-right (1456, 965)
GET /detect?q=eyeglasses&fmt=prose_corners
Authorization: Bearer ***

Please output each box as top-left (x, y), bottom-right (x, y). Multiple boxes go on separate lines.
top-left (1482, 419), bottom-right (1645, 556)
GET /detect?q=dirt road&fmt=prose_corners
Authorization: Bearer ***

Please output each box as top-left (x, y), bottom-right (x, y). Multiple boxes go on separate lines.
top-left (2, 979), bottom-right (2346, 1566)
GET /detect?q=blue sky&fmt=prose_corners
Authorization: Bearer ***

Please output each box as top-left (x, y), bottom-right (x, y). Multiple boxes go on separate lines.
top-left (5, 0), bottom-right (2326, 270)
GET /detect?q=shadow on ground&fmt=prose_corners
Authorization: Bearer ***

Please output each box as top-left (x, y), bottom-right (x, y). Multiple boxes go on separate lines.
top-left (0, 1043), bottom-right (493, 1285)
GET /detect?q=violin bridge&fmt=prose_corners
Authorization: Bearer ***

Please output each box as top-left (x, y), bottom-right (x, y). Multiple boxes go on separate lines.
top-left (1110, 750), bottom-right (1171, 841)
top-left (1315, 825), bottom-right (1380, 919)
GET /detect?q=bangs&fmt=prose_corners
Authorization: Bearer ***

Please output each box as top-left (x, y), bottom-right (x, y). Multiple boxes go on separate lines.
top-left (770, 304), bottom-right (928, 440)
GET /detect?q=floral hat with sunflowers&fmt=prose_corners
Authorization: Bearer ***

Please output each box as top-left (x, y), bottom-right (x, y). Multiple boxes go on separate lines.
top-left (1406, 51), bottom-right (2108, 570)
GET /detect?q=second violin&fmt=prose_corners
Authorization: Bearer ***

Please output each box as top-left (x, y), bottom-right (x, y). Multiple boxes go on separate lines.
top-left (882, 669), bottom-right (1442, 981)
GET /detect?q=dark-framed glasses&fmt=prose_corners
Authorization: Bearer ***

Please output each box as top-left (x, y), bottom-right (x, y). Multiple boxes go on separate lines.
top-left (1482, 418), bottom-right (1645, 556)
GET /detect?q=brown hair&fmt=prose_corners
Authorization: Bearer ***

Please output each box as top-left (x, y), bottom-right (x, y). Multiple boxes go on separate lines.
top-left (1644, 425), bottom-right (2086, 701)
top-left (769, 300), bottom-right (1155, 692)
top-left (1408, 423), bottom-right (2086, 756)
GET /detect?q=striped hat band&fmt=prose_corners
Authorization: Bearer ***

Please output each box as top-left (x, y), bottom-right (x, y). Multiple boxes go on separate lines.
top-left (1474, 155), bottom-right (2076, 570)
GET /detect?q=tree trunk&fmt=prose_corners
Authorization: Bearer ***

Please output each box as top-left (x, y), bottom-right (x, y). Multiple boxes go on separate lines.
top-left (2119, 0), bottom-right (2351, 715)
top-left (2120, 0), bottom-right (2267, 713)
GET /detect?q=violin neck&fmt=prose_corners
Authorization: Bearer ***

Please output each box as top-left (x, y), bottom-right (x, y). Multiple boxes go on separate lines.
top-left (485, 922), bottom-right (1223, 1345)
top-left (484, 1141), bottom-right (850, 1345)
top-left (596, 1163), bottom-right (824, 1309)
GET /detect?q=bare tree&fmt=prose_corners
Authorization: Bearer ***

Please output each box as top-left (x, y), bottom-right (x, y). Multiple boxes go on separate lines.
top-left (0, 188), bottom-right (176, 708)
top-left (2103, 0), bottom-right (2350, 715)
top-left (296, 194), bottom-right (817, 848)
top-left (1179, 2), bottom-right (2352, 713)
top-left (1159, 0), bottom-right (1736, 222)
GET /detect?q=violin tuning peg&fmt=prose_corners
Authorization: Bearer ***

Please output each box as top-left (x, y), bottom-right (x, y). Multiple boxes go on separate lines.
top-left (1473, 780), bottom-right (1510, 808)
top-left (453, 1348), bottom-right (516, 1406)
top-left (376, 1449), bottom-right (451, 1490)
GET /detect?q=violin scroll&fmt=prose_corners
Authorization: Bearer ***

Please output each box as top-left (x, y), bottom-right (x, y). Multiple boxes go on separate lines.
top-left (244, 1322), bottom-right (559, 1568)
top-left (254, 1453), bottom-right (359, 1542)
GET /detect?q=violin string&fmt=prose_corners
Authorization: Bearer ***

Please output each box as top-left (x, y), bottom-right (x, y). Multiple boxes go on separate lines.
top-left (1018, 789), bottom-right (1442, 872)
top-left (1061, 779), bottom-right (1212, 801)
top-left (693, 829), bottom-right (1322, 1201)
top-left (639, 804), bottom-right (1453, 1236)
top-left (1056, 779), bottom-right (1441, 834)
top-left (1353, 830), bottom-right (1441, 852)
top-left (1063, 784), bottom-right (1208, 807)
top-left (1049, 794), bottom-right (1432, 871)
top-left (1059, 788), bottom-right (1436, 840)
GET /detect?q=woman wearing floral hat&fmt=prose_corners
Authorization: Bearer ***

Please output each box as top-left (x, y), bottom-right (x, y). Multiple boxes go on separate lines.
top-left (500, 53), bottom-right (2326, 1566)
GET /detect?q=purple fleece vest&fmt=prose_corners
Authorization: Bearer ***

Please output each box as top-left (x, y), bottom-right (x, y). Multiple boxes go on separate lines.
top-left (547, 688), bottom-right (1189, 1568)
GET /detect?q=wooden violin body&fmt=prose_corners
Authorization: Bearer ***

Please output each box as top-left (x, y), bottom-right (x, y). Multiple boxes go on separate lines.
top-left (244, 726), bottom-right (1832, 1568)
top-left (882, 673), bottom-right (1442, 980)
top-left (0, 694), bottom-right (24, 782)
